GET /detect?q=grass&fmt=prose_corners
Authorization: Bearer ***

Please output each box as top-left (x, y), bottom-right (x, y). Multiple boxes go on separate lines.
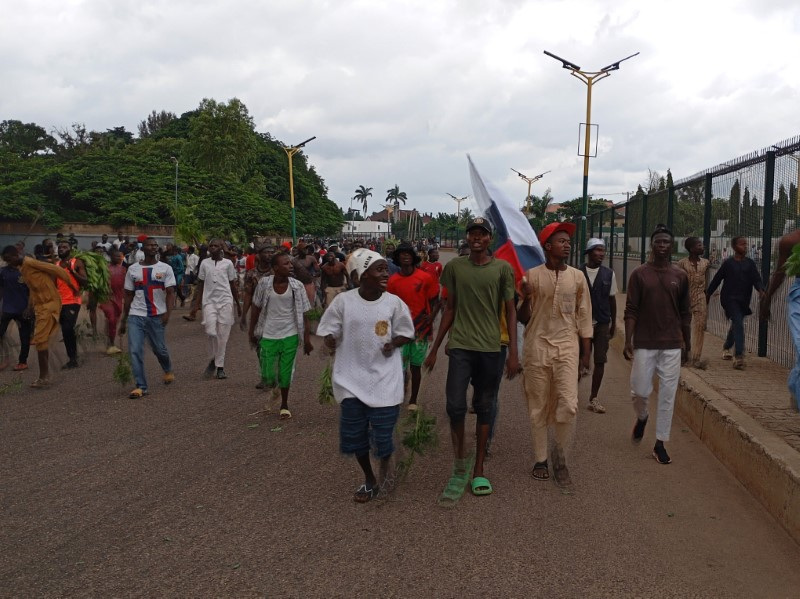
top-left (396, 406), bottom-right (438, 481)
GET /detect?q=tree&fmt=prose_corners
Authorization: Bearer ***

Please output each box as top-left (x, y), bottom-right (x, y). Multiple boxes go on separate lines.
top-left (458, 207), bottom-right (474, 227)
top-left (645, 168), bottom-right (666, 193)
top-left (0, 120), bottom-right (55, 157)
top-left (185, 97), bottom-right (258, 180)
top-left (138, 110), bottom-right (177, 138)
top-left (0, 99), bottom-right (343, 237)
top-left (385, 184), bottom-right (407, 222)
top-left (352, 185), bottom-right (373, 215)
top-left (726, 179), bottom-right (741, 235)
top-left (52, 122), bottom-right (91, 158)
top-left (773, 184), bottom-right (790, 237)
top-left (525, 187), bottom-right (554, 231)
top-left (556, 197), bottom-right (611, 221)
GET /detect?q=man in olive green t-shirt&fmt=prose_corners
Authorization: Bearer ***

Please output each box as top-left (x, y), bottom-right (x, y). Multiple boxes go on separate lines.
top-left (424, 217), bottom-right (520, 504)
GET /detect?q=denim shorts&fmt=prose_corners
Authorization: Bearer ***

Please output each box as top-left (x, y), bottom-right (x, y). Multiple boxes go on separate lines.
top-left (339, 397), bottom-right (400, 459)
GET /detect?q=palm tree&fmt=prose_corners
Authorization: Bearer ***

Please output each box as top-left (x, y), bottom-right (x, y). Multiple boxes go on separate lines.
top-left (459, 207), bottom-right (474, 227)
top-left (525, 188), bottom-right (554, 231)
top-left (352, 185), bottom-right (373, 216)
top-left (386, 184), bottom-right (407, 222)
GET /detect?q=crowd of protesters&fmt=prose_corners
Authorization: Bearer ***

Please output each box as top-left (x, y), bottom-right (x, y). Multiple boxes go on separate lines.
top-left (0, 221), bottom-right (792, 504)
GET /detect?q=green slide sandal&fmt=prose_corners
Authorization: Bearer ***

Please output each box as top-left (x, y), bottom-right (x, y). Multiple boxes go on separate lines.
top-left (471, 476), bottom-right (493, 496)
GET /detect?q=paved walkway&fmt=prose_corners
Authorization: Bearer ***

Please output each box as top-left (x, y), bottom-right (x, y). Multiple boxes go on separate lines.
top-left (690, 331), bottom-right (800, 451)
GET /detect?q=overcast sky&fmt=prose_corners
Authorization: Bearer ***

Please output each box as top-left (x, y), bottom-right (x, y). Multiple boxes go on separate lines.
top-left (3, 0), bottom-right (800, 218)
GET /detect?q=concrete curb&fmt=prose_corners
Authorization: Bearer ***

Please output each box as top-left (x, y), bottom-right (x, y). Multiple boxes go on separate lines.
top-left (675, 370), bottom-right (800, 545)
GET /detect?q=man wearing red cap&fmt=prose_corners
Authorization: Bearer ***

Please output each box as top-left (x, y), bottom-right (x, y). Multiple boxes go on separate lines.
top-left (517, 222), bottom-right (593, 487)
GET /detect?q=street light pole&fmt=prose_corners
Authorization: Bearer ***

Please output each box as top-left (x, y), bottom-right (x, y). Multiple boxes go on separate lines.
top-left (170, 156), bottom-right (179, 230)
top-left (446, 193), bottom-right (470, 220)
top-left (510, 169), bottom-right (550, 214)
top-left (282, 136), bottom-right (316, 245)
top-left (544, 50), bottom-right (638, 257)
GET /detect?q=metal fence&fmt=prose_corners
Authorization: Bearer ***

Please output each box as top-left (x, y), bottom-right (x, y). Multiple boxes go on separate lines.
top-left (572, 135), bottom-right (800, 368)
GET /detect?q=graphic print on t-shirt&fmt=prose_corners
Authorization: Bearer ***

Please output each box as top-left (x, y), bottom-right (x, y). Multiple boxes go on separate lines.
top-left (375, 320), bottom-right (389, 336)
top-left (136, 266), bottom-right (167, 316)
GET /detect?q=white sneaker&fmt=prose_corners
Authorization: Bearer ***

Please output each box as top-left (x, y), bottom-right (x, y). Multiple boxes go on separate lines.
top-left (722, 349), bottom-right (733, 360)
top-left (587, 398), bottom-right (606, 414)
top-left (106, 346), bottom-right (122, 355)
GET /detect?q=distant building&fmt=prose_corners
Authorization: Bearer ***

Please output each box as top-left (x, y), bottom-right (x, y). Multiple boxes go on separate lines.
top-left (342, 220), bottom-right (390, 237)
top-left (368, 208), bottom-right (431, 225)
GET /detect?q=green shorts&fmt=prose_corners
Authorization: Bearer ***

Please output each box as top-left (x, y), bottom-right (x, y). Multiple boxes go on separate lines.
top-left (402, 338), bottom-right (429, 368)
top-left (259, 335), bottom-right (299, 388)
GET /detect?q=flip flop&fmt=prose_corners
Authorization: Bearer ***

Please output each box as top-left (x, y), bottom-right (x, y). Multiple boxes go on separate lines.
top-left (437, 474), bottom-right (468, 507)
top-left (30, 378), bottom-right (51, 389)
top-left (279, 408), bottom-right (292, 420)
top-left (181, 315), bottom-right (196, 322)
top-left (437, 453), bottom-right (475, 507)
top-left (471, 476), bottom-right (493, 496)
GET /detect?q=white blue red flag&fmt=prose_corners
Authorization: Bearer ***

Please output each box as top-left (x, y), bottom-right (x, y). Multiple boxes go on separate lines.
top-left (468, 155), bottom-right (544, 282)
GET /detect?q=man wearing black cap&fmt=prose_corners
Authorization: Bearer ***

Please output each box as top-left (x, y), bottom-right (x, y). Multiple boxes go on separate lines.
top-left (424, 217), bottom-right (519, 502)
top-left (387, 242), bottom-right (439, 410)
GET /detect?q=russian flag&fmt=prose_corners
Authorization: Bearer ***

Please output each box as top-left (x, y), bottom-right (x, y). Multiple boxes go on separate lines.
top-left (468, 155), bottom-right (544, 282)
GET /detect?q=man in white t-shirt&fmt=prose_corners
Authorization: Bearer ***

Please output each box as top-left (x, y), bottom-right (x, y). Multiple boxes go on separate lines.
top-left (248, 253), bottom-right (314, 419)
top-left (317, 250), bottom-right (414, 503)
top-left (579, 238), bottom-right (619, 414)
top-left (119, 237), bottom-right (176, 399)
top-left (97, 233), bottom-right (113, 254)
top-left (191, 238), bottom-right (241, 379)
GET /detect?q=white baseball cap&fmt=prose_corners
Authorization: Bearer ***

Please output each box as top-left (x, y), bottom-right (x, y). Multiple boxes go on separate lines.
top-left (584, 238), bottom-right (605, 254)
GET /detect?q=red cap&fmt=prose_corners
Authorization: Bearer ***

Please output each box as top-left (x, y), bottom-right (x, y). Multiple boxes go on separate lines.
top-left (281, 241), bottom-right (292, 250)
top-left (136, 234), bottom-right (148, 242)
top-left (538, 222), bottom-right (576, 245)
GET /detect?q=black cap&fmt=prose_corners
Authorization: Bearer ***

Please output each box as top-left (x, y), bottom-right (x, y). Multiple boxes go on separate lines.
top-left (466, 216), bottom-right (493, 234)
top-left (392, 242), bottom-right (421, 266)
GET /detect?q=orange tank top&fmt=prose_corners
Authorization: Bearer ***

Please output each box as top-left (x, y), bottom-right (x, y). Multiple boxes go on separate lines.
top-left (56, 258), bottom-right (82, 305)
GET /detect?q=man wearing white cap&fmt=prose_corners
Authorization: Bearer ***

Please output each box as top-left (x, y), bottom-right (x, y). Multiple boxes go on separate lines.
top-left (317, 250), bottom-right (415, 502)
top-left (580, 238), bottom-right (618, 414)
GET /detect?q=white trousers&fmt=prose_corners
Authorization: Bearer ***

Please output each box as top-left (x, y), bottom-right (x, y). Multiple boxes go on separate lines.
top-left (630, 348), bottom-right (681, 442)
top-left (203, 303), bottom-right (234, 367)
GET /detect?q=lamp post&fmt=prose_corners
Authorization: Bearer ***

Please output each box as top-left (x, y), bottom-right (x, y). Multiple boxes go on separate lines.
top-left (544, 50), bottom-right (638, 256)
top-left (170, 156), bottom-right (179, 229)
top-left (510, 169), bottom-right (550, 214)
top-left (446, 193), bottom-right (470, 220)
top-left (282, 136), bottom-right (316, 245)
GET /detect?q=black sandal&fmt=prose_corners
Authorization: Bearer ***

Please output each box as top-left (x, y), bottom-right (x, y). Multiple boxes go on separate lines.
top-left (531, 461), bottom-right (549, 481)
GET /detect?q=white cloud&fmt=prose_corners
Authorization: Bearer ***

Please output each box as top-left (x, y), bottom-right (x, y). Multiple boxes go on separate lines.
top-left (2, 0), bottom-right (799, 219)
